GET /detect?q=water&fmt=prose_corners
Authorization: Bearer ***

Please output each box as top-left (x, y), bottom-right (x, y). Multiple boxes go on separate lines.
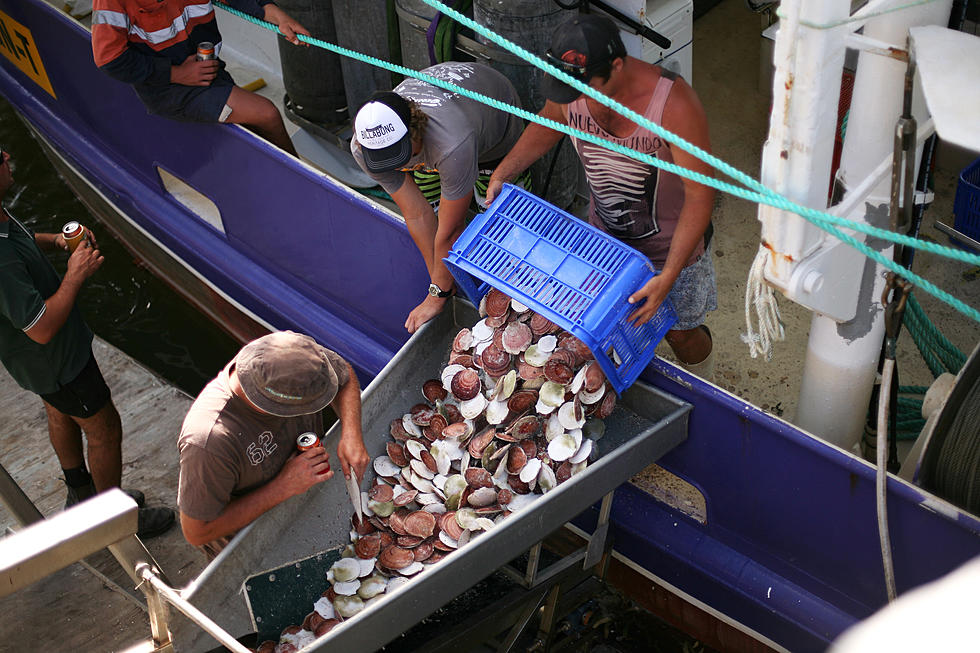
top-left (0, 96), bottom-right (240, 396)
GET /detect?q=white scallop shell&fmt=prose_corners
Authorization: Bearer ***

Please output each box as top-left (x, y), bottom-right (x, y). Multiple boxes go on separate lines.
top-left (361, 491), bottom-right (374, 516)
top-left (474, 340), bottom-right (492, 357)
top-left (540, 381), bottom-right (566, 407)
top-left (357, 575), bottom-right (388, 599)
top-left (416, 492), bottom-right (442, 505)
top-left (467, 486), bottom-right (497, 507)
top-left (401, 415), bottom-right (422, 438)
top-left (460, 394), bottom-right (488, 419)
top-left (492, 458), bottom-right (511, 488)
top-left (409, 471), bottom-right (436, 493)
top-left (387, 576), bottom-right (411, 592)
top-left (441, 364), bottom-right (467, 391)
top-left (519, 457), bottom-right (542, 483)
top-left (548, 433), bottom-right (579, 462)
top-left (486, 399), bottom-right (510, 425)
top-left (333, 595), bottom-right (365, 618)
top-left (569, 438), bottom-right (593, 464)
top-left (474, 517), bottom-right (496, 531)
top-left (537, 334), bottom-right (558, 353)
top-left (492, 370), bottom-right (518, 401)
top-left (367, 499), bottom-right (394, 517)
top-left (399, 562), bottom-right (425, 576)
top-left (558, 402), bottom-right (586, 430)
top-left (358, 557), bottom-right (377, 577)
top-left (536, 398), bottom-right (557, 415)
top-left (332, 579), bottom-right (361, 596)
top-left (438, 530), bottom-right (459, 549)
top-left (511, 299), bottom-right (529, 312)
top-left (434, 451), bottom-right (452, 476)
top-left (571, 460), bottom-right (588, 476)
top-left (523, 344), bottom-right (550, 367)
top-left (457, 529), bottom-right (472, 548)
top-left (443, 474), bottom-right (467, 498)
top-left (373, 456), bottom-right (402, 478)
top-left (423, 503), bottom-right (448, 514)
top-left (578, 384), bottom-right (606, 405)
top-left (545, 413), bottom-right (564, 442)
top-left (471, 319), bottom-right (494, 342)
top-left (570, 365), bottom-right (588, 394)
top-left (538, 464), bottom-right (558, 493)
top-left (410, 459), bottom-right (435, 480)
top-left (455, 507), bottom-right (478, 530)
top-left (506, 492), bottom-right (540, 513)
top-left (405, 440), bottom-right (426, 460)
top-left (313, 596), bottom-right (335, 620)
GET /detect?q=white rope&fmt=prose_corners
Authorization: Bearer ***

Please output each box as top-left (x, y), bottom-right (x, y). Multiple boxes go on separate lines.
top-left (741, 246), bottom-right (785, 361)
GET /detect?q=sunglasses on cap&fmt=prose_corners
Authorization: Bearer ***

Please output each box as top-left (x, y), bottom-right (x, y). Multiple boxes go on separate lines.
top-left (545, 49), bottom-right (596, 79)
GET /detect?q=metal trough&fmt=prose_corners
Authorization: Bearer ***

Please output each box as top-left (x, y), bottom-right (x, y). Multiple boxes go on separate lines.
top-left (172, 299), bottom-right (690, 652)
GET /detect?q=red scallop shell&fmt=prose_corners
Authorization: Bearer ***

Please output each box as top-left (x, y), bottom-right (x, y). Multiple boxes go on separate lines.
top-left (427, 551), bottom-right (447, 563)
top-left (486, 313), bottom-right (509, 327)
top-left (443, 515), bottom-right (464, 541)
top-left (492, 327), bottom-right (505, 351)
top-left (584, 361), bottom-right (606, 393)
top-left (302, 611), bottom-right (325, 634)
top-left (502, 322), bottom-right (533, 355)
top-left (414, 539), bottom-right (435, 562)
top-left (390, 418), bottom-right (410, 442)
top-left (355, 533), bottom-right (382, 559)
top-left (452, 328), bottom-right (473, 353)
top-left (387, 442), bottom-right (408, 467)
top-left (481, 345), bottom-right (511, 373)
top-left (508, 474), bottom-right (531, 494)
top-left (256, 640), bottom-right (278, 653)
top-left (468, 428), bottom-right (496, 457)
top-left (529, 313), bottom-right (559, 336)
top-left (556, 461), bottom-right (573, 484)
top-left (510, 415), bottom-right (540, 440)
top-left (451, 368), bottom-right (481, 401)
top-left (547, 348), bottom-right (577, 368)
top-left (379, 531), bottom-right (394, 549)
top-left (497, 488), bottom-right (514, 505)
top-left (507, 390), bottom-right (538, 414)
top-left (441, 422), bottom-right (471, 440)
top-left (393, 489), bottom-right (418, 506)
top-left (404, 511), bottom-right (437, 538)
top-left (422, 379), bottom-right (448, 403)
top-left (506, 446), bottom-right (528, 474)
top-left (388, 508), bottom-right (410, 536)
top-left (353, 515), bottom-right (376, 535)
top-left (314, 620), bottom-right (340, 638)
top-left (519, 438), bottom-right (537, 459)
top-left (485, 289), bottom-right (512, 318)
top-left (420, 449), bottom-right (438, 473)
top-left (443, 404), bottom-right (464, 424)
top-left (544, 359), bottom-right (573, 385)
top-left (397, 535), bottom-right (423, 548)
top-left (369, 484), bottom-right (394, 503)
top-left (517, 360), bottom-right (544, 381)
top-left (559, 335), bottom-right (594, 363)
top-left (464, 467), bottom-right (493, 488)
top-left (423, 412), bottom-right (449, 441)
top-left (410, 405), bottom-right (436, 426)
top-left (449, 353), bottom-right (474, 368)
top-left (378, 545), bottom-right (415, 569)
top-left (596, 388), bottom-right (616, 419)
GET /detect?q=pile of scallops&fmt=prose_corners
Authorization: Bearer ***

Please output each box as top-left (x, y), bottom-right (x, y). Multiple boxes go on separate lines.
top-left (254, 289), bottom-right (615, 652)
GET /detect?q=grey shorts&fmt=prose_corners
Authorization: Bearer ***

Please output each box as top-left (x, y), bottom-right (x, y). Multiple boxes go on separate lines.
top-left (136, 67), bottom-right (236, 124)
top-left (665, 249), bottom-right (717, 331)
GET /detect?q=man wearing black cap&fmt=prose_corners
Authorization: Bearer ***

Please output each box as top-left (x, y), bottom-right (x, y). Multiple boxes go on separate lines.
top-left (350, 62), bottom-right (527, 334)
top-left (177, 330), bottom-right (368, 557)
top-left (486, 14), bottom-right (717, 379)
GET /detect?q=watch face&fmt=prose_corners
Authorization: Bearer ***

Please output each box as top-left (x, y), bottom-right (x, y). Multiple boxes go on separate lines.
top-left (428, 283), bottom-right (439, 297)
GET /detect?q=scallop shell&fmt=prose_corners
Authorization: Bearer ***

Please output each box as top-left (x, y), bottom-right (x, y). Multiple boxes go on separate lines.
top-left (331, 557), bottom-right (361, 583)
top-left (539, 381), bottom-right (566, 407)
top-left (399, 561), bottom-right (425, 576)
top-left (333, 579), bottom-right (361, 596)
top-left (509, 415), bottom-right (540, 440)
top-left (373, 456), bottom-right (402, 478)
top-left (448, 353), bottom-right (475, 368)
top-left (558, 335), bottom-right (593, 363)
top-left (537, 334), bottom-right (558, 353)
top-left (459, 393), bottom-right (488, 419)
top-left (451, 368), bottom-right (481, 401)
top-left (378, 546), bottom-right (414, 570)
top-left (467, 428), bottom-right (496, 458)
top-left (422, 379), bottom-right (448, 403)
top-left (523, 344), bottom-right (550, 367)
top-left (455, 507), bottom-right (478, 530)
top-left (443, 403), bottom-right (464, 424)
top-left (517, 360), bottom-right (545, 381)
top-left (443, 474), bottom-right (467, 498)
top-left (386, 442), bottom-right (409, 467)
top-left (558, 401), bottom-right (586, 430)
top-left (471, 319), bottom-right (494, 343)
top-left (506, 446), bottom-right (528, 474)
top-left (405, 440), bottom-right (427, 460)
top-left (463, 467), bottom-right (493, 489)
top-left (357, 575), bottom-right (388, 599)
top-left (355, 533), bottom-right (382, 559)
top-left (467, 486), bottom-right (498, 507)
top-left (548, 432), bottom-right (579, 462)
top-left (506, 389), bottom-right (538, 414)
top-left (414, 540), bottom-right (435, 562)
top-left (390, 418), bottom-right (411, 442)
top-left (486, 399), bottom-right (509, 425)
top-left (393, 489), bottom-right (418, 507)
top-left (438, 530), bottom-right (459, 550)
top-left (578, 383), bottom-right (606, 405)
top-left (569, 438), bottom-right (593, 464)
top-left (595, 390), bottom-right (616, 419)
top-left (538, 464), bottom-right (558, 493)
top-left (501, 322), bottom-right (533, 355)
top-left (410, 404), bottom-right (436, 426)
top-left (484, 289), bottom-right (512, 317)
top-left (452, 328), bottom-right (474, 352)
top-left (333, 595), bottom-right (365, 618)
top-left (544, 359), bottom-right (574, 385)
top-left (441, 364), bottom-right (467, 391)
top-left (529, 313), bottom-right (558, 336)
top-left (368, 484), bottom-right (394, 503)
top-left (480, 345), bottom-right (511, 375)
top-left (545, 413), bottom-right (564, 442)
top-left (519, 457), bottom-right (542, 483)
top-left (441, 421), bottom-right (472, 440)
top-left (403, 510), bottom-right (437, 538)
top-left (584, 362), bottom-right (606, 393)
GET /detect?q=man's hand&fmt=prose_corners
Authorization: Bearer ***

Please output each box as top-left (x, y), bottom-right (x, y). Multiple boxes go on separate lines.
top-left (171, 55), bottom-right (219, 86)
top-left (627, 275), bottom-right (672, 326)
top-left (54, 225), bottom-right (98, 252)
top-left (485, 176), bottom-right (505, 205)
top-left (63, 239), bottom-right (104, 286)
top-left (263, 4), bottom-right (310, 46)
top-left (405, 294), bottom-right (449, 334)
top-left (337, 432), bottom-right (369, 483)
top-left (274, 447), bottom-right (332, 498)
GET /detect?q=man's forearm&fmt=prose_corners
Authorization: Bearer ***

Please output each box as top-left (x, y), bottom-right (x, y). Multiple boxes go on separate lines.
top-left (33, 232), bottom-right (61, 252)
top-left (491, 122), bottom-right (564, 186)
top-left (25, 276), bottom-right (83, 344)
top-left (332, 365), bottom-right (362, 430)
top-left (183, 478), bottom-right (287, 545)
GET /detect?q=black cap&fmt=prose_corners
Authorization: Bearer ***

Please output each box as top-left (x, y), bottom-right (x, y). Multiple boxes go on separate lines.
top-left (542, 14), bottom-right (626, 104)
top-left (354, 91), bottom-right (413, 173)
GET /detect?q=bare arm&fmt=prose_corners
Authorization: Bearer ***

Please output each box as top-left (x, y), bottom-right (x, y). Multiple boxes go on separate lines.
top-left (390, 177), bottom-right (439, 276)
top-left (263, 4), bottom-right (311, 45)
top-left (332, 363), bottom-right (369, 482)
top-left (628, 79), bottom-right (715, 324)
top-left (180, 447), bottom-right (332, 546)
top-left (485, 101), bottom-right (567, 203)
top-left (24, 240), bottom-right (103, 344)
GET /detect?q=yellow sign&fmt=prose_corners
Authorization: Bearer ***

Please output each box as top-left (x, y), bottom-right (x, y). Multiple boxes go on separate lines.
top-left (0, 10), bottom-right (56, 98)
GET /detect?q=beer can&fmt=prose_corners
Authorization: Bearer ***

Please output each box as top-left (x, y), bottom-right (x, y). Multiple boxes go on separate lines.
top-left (196, 41), bottom-right (216, 61)
top-left (62, 221), bottom-right (88, 253)
top-left (296, 432), bottom-right (321, 452)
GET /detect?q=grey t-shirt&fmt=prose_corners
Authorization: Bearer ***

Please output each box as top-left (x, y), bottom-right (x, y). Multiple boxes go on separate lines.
top-left (351, 62), bottom-right (523, 200)
top-left (176, 358), bottom-right (347, 523)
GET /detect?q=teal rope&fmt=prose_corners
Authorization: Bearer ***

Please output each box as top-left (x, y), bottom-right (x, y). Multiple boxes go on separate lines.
top-left (218, 4), bottom-right (980, 324)
top-left (904, 293), bottom-right (967, 377)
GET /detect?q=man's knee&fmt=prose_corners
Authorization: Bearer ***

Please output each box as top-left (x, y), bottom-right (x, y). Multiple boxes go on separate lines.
top-left (78, 401), bottom-right (122, 446)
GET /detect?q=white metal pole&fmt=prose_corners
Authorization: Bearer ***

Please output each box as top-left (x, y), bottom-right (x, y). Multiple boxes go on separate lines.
top-left (794, 0), bottom-right (952, 449)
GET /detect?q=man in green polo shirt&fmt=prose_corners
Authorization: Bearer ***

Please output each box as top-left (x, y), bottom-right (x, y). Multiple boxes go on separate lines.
top-left (0, 146), bottom-right (173, 538)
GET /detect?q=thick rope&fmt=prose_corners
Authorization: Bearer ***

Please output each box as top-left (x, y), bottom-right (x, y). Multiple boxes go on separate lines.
top-left (216, 3), bottom-right (980, 327)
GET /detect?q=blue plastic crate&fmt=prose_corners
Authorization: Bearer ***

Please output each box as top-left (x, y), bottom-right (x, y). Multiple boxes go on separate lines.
top-left (445, 184), bottom-right (677, 393)
top-left (953, 157), bottom-right (980, 247)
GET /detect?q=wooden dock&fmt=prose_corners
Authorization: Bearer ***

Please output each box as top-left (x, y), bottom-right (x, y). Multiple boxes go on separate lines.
top-left (0, 338), bottom-right (209, 653)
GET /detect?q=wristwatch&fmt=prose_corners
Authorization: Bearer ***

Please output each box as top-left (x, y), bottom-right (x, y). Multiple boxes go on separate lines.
top-left (428, 282), bottom-right (453, 298)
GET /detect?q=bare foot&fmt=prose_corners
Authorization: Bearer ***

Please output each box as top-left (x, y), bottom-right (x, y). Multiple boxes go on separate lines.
top-left (404, 295), bottom-right (449, 333)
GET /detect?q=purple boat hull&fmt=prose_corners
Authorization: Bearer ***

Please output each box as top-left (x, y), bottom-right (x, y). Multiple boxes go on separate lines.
top-left (1, 2), bottom-right (977, 650)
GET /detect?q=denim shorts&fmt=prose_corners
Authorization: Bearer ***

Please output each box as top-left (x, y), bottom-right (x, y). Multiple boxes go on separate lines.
top-left (39, 350), bottom-right (112, 419)
top-left (136, 67), bottom-right (236, 124)
top-left (665, 249), bottom-right (717, 331)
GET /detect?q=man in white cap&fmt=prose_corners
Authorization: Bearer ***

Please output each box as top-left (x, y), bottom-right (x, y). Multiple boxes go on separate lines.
top-left (350, 62), bottom-right (528, 334)
top-left (177, 330), bottom-right (368, 557)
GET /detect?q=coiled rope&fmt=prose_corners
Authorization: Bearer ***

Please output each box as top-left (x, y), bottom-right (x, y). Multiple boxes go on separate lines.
top-left (216, 1), bottom-right (980, 333)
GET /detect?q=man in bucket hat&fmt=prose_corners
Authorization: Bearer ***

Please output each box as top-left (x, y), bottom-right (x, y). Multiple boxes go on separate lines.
top-left (486, 14), bottom-right (717, 379)
top-left (177, 331), bottom-right (368, 557)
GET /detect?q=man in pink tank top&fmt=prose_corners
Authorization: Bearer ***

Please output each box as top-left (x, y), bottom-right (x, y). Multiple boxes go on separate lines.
top-left (487, 14), bottom-right (716, 378)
